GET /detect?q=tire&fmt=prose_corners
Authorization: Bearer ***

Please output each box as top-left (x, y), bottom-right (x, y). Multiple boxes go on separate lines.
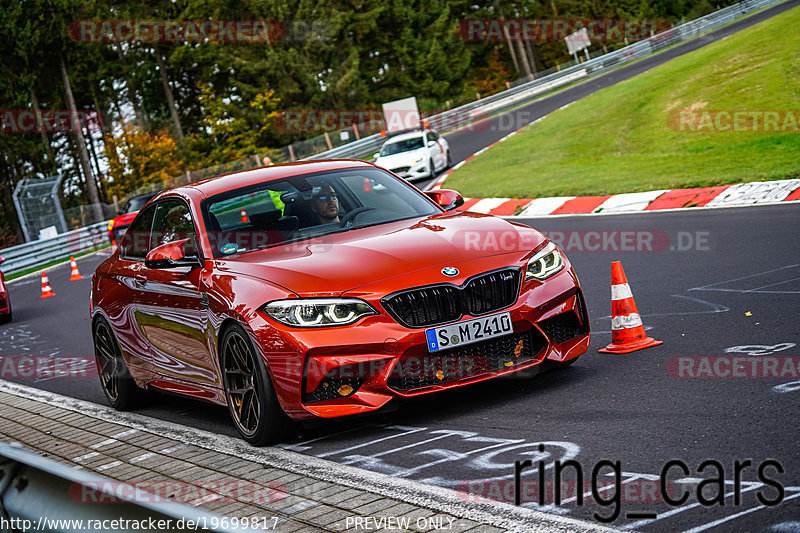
top-left (0, 311), bottom-right (11, 324)
top-left (446, 150), bottom-right (452, 168)
top-left (220, 323), bottom-right (292, 445)
top-left (93, 317), bottom-right (142, 410)
top-left (429, 158), bottom-right (436, 179)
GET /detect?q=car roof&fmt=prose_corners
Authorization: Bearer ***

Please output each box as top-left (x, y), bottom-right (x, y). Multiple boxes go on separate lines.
top-left (384, 131), bottom-right (427, 143)
top-left (168, 159), bottom-right (375, 199)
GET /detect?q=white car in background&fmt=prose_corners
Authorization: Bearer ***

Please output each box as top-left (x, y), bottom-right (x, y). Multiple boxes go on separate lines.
top-left (374, 129), bottom-right (451, 181)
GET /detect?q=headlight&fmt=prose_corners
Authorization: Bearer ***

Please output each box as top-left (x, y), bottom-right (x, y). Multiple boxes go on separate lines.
top-left (525, 243), bottom-right (564, 280)
top-left (262, 298), bottom-right (377, 327)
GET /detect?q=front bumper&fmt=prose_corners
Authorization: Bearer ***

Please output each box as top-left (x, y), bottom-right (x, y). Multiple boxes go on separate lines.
top-left (388, 160), bottom-right (431, 180)
top-left (250, 266), bottom-right (590, 421)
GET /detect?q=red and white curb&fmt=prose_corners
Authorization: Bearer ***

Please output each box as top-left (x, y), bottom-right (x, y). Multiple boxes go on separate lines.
top-left (452, 179), bottom-right (800, 217)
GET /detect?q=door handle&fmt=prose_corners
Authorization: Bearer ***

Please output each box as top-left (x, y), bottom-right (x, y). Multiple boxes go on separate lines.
top-left (133, 273), bottom-right (146, 288)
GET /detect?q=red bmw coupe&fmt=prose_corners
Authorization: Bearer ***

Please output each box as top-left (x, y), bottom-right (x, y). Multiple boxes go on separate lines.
top-left (91, 160), bottom-right (589, 444)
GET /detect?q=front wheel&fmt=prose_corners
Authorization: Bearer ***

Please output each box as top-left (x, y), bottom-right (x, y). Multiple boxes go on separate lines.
top-left (93, 318), bottom-right (141, 410)
top-left (221, 324), bottom-right (292, 445)
top-left (429, 158), bottom-right (436, 178)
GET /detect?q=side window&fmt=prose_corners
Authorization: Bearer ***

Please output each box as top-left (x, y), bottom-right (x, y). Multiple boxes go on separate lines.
top-left (120, 205), bottom-right (156, 260)
top-left (151, 199), bottom-right (197, 249)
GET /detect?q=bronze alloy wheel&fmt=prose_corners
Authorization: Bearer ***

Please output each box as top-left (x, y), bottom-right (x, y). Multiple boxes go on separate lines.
top-left (221, 324), bottom-right (292, 445)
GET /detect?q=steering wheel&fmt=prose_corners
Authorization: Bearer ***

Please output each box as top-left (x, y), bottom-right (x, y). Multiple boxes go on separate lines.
top-left (339, 206), bottom-right (375, 227)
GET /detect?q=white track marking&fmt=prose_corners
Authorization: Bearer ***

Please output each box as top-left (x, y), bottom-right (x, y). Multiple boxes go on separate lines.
top-left (706, 179), bottom-right (800, 207)
top-left (130, 452), bottom-right (156, 463)
top-left (518, 197), bottom-right (576, 216)
top-left (689, 264), bottom-right (800, 292)
top-left (620, 482), bottom-right (764, 530)
top-left (593, 191), bottom-right (669, 213)
top-left (96, 460), bottom-right (122, 471)
top-left (681, 491), bottom-right (800, 533)
top-left (314, 425), bottom-right (427, 458)
top-left (503, 199), bottom-right (800, 219)
top-left (72, 451), bottom-right (99, 463)
top-left (0, 381), bottom-right (609, 533)
top-left (469, 198), bottom-right (510, 214)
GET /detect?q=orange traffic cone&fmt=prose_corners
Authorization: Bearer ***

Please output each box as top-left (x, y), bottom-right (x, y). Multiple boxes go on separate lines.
top-left (240, 208), bottom-right (248, 224)
top-left (599, 261), bottom-right (662, 354)
top-left (363, 177), bottom-right (373, 192)
top-left (40, 271), bottom-right (55, 299)
top-left (68, 257), bottom-right (82, 281)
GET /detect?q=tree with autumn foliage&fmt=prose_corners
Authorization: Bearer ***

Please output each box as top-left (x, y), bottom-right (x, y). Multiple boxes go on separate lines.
top-left (104, 124), bottom-right (183, 199)
top-left (185, 85), bottom-right (281, 168)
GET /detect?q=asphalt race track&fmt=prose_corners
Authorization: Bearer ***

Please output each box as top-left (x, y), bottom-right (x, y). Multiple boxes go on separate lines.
top-left (4, 204), bottom-right (799, 531)
top-left (3, 4), bottom-right (800, 531)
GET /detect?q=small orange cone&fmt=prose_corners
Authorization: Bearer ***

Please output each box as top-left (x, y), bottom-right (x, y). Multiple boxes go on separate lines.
top-left (599, 261), bottom-right (662, 354)
top-left (240, 208), bottom-right (248, 224)
top-left (363, 177), bottom-right (373, 192)
top-left (68, 257), bottom-right (82, 281)
top-left (111, 239), bottom-right (117, 253)
top-left (40, 271), bottom-right (56, 299)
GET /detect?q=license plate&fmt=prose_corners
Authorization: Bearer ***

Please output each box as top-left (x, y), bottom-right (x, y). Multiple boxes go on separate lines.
top-left (425, 312), bottom-right (513, 353)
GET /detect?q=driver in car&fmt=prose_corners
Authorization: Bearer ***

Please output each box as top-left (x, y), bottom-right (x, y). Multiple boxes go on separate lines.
top-left (310, 184), bottom-right (340, 224)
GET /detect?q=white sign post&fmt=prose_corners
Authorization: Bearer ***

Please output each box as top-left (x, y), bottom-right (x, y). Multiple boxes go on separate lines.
top-left (565, 27), bottom-right (591, 63)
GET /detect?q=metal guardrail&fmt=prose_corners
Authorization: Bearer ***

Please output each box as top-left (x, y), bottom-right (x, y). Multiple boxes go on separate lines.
top-left (0, 442), bottom-right (258, 532)
top-left (303, 0), bottom-right (784, 162)
top-left (0, 222), bottom-right (109, 276)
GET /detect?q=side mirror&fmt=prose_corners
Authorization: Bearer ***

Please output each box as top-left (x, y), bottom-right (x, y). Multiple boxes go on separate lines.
top-left (425, 189), bottom-right (464, 211)
top-left (373, 152), bottom-right (380, 160)
top-left (145, 238), bottom-right (202, 269)
top-left (427, 140), bottom-right (436, 147)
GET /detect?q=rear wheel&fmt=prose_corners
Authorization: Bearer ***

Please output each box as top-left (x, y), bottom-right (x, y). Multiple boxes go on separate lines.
top-left (93, 318), bottom-right (141, 410)
top-left (221, 324), bottom-right (292, 445)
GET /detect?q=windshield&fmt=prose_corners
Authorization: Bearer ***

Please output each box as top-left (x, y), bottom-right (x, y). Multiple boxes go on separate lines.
top-left (203, 167), bottom-right (440, 258)
top-left (124, 194), bottom-right (156, 214)
top-left (380, 136), bottom-right (425, 156)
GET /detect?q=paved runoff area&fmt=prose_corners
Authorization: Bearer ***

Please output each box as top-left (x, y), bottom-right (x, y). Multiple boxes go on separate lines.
top-left (0, 381), bottom-right (612, 533)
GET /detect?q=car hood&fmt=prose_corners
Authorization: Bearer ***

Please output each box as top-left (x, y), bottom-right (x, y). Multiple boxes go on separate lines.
top-left (214, 212), bottom-right (545, 297)
top-left (375, 149), bottom-right (427, 169)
